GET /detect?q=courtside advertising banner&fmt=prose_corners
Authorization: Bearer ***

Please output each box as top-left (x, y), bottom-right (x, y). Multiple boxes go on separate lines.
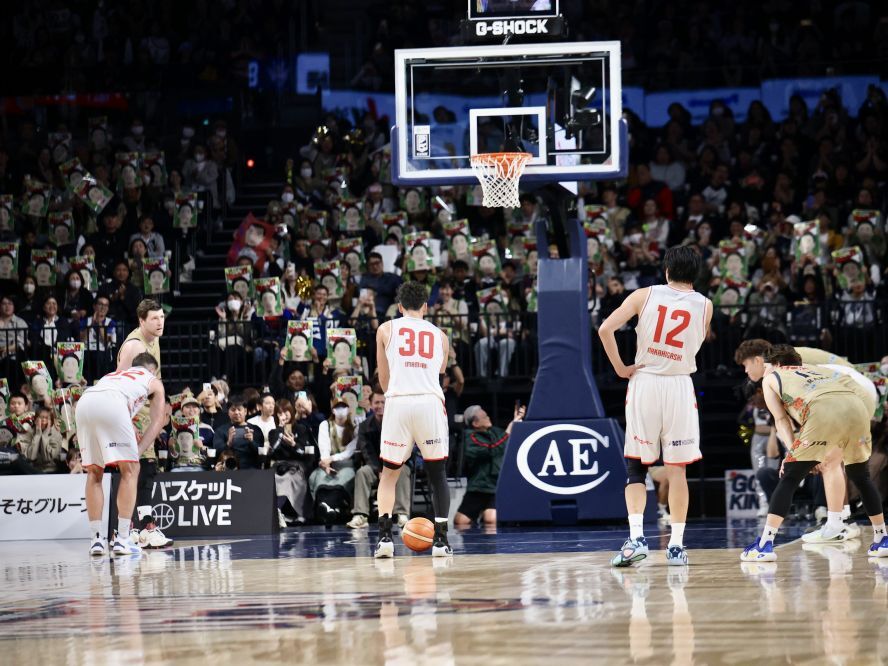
top-left (0, 474), bottom-right (110, 541)
top-left (725, 469), bottom-right (760, 519)
top-left (136, 470), bottom-right (278, 537)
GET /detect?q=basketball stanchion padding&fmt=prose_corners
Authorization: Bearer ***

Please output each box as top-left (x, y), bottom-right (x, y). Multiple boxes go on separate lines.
top-left (470, 152), bottom-right (532, 208)
top-left (402, 517), bottom-right (435, 552)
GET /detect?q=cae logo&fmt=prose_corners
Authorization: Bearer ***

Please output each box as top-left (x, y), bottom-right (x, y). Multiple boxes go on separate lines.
top-left (516, 424), bottom-right (611, 495)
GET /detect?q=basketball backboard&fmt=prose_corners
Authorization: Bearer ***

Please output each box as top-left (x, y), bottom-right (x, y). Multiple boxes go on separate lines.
top-left (392, 41), bottom-right (627, 186)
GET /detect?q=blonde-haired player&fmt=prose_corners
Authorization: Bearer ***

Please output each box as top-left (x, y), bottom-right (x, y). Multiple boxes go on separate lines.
top-left (374, 281), bottom-right (452, 558)
top-left (599, 246), bottom-right (712, 567)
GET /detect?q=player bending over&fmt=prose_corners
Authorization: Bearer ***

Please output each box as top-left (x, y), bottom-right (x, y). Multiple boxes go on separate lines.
top-left (598, 246), bottom-right (712, 567)
top-left (374, 281), bottom-right (452, 558)
top-left (740, 345), bottom-right (888, 562)
top-left (736, 339), bottom-right (879, 543)
top-left (77, 353), bottom-right (166, 557)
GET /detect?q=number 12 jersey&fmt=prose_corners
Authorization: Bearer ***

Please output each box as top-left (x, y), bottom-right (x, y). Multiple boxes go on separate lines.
top-left (634, 285), bottom-right (709, 376)
top-left (385, 316), bottom-right (446, 400)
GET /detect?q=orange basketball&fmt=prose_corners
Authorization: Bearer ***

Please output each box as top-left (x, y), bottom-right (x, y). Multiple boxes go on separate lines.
top-left (402, 517), bottom-right (435, 552)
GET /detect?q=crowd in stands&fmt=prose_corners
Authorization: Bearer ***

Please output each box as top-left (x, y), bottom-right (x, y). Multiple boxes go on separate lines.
top-left (2, 46), bottom-right (888, 521)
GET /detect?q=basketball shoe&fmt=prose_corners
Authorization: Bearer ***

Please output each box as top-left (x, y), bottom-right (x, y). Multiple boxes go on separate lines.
top-left (111, 531), bottom-right (142, 556)
top-left (666, 545), bottom-right (689, 566)
top-left (801, 524), bottom-right (854, 544)
top-left (843, 520), bottom-right (862, 540)
top-left (374, 515), bottom-right (395, 559)
top-left (740, 540), bottom-right (776, 562)
top-left (611, 537), bottom-right (649, 567)
top-left (396, 514), bottom-right (408, 528)
top-left (134, 517), bottom-right (174, 549)
top-left (347, 514), bottom-right (369, 529)
top-left (89, 533), bottom-right (108, 557)
top-left (868, 535), bottom-right (888, 558)
top-left (432, 521), bottom-right (453, 557)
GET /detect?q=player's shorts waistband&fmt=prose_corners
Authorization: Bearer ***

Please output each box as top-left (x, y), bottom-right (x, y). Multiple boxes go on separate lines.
top-left (630, 372), bottom-right (693, 383)
top-left (383, 393), bottom-right (445, 403)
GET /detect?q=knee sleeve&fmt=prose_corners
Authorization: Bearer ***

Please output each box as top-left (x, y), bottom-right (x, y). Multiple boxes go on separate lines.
top-left (382, 459), bottom-right (403, 471)
top-left (424, 459), bottom-right (450, 519)
top-left (846, 462), bottom-right (884, 517)
top-left (626, 458), bottom-right (649, 486)
top-left (768, 461), bottom-right (818, 518)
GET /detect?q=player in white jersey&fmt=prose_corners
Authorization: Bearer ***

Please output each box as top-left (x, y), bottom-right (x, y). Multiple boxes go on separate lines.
top-left (77, 353), bottom-right (166, 557)
top-left (598, 246), bottom-right (712, 567)
top-left (374, 281), bottom-right (452, 558)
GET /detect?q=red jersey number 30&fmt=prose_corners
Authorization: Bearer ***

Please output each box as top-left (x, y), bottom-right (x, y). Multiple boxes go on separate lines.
top-left (398, 328), bottom-right (434, 359)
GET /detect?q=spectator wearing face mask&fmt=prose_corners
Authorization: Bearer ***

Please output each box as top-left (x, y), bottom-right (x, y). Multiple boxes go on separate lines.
top-left (58, 269), bottom-right (94, 323)
top-left (309, 397), bottom-right (357, 524)
top-left (183, 144), bottom-right (220, 209)
top-left (213, 293), bottom-right (259, 383)
top-left (173, 125), bottom-right (197, 164)
top-left (16, 276), bottom-right (40, 324)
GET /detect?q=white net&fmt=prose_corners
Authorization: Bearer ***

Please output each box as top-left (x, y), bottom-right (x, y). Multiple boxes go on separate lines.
top-left (470, 152), bottom-right (532, 208)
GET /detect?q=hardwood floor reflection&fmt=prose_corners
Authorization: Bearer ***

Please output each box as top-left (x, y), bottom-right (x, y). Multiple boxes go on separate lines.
top-left (1, 537), bottom-right (887, 665)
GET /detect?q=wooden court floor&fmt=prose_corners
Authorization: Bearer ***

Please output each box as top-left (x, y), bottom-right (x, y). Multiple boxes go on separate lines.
top-left (1, 527), bottom-right (887, 665)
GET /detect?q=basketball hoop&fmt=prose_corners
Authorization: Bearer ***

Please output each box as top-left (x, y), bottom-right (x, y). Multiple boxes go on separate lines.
top-left (470, 152), bottom-right (532, 208)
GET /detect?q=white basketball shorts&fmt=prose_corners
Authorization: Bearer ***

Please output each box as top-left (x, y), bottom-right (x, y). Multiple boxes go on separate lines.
top-left (623, 372), bottom-right (702, 466)
top-left (380, 394), bottom-right (449, 466)
top-left (75, 390), bottom-right (139, 469)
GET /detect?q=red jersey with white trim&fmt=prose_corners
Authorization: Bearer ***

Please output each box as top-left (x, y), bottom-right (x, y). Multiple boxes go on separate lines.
top-left (385, 316), bottom-right (446, 400)
top-left (85, 367), bottom-right (155, 418)
top-left (634, 285), bottom-right (709, 376)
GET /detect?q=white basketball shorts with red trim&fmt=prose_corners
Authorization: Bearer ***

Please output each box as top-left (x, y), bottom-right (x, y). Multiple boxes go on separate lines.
top-left (380, 394), bottom-right (449, 466)
top-left (624, 372), bottom-right (702, 466)
top-left (75, 390), bottom-right (140, 469)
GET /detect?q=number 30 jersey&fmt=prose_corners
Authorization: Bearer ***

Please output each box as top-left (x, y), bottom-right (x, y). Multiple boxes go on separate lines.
top-left (86, 366), bottom-right (156, 418)
top-left (634, 285), bottom-right (709, 376)
top-left (385, 315), bottom-right (446, 400)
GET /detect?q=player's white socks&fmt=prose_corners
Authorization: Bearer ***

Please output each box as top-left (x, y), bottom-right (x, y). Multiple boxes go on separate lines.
top-left (117, 518), bottom-right (131, 541)
top-left (874, 523), bottom-right (887, 543)
top-left (434, 517), bottom-right (448, 523)
top-left (841, 504), bottom-right (851, 521)
top-left (668, 523), bottom-right (685, 548)
top-left (759, 525), bottom-right (778, 548)
top-left (89, 520), bottom-right (102, 538)
top-left (823, 511), bottom-right (844, 537)
top-left (628, 514), bottom-right (644, 540)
